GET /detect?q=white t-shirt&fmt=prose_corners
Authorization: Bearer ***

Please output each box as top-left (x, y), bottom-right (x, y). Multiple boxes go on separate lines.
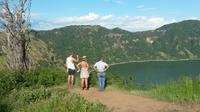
top-left (66, 56), bottom-right (75, 70)
top-left (94, 61), bottom-right (108, 72)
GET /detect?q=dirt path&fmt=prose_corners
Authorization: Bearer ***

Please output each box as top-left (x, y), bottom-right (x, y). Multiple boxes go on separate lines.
top-left (71, 87), bottom-right (200, 112)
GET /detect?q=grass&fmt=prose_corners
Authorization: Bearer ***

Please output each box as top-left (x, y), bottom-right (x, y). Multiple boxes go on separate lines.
top-left (0, 66), bottom-right (110, 112)
top-left (0, 66), bottom-right (66, 97)
top-left (3, 85), bottom-right (109, 112)
top-left (132, 75), bottom-right (200, 104)
top-left (75, 71), bottom-right (200, 104)
top-left (22, 93), bottom-right (108, 112)
top-left (1, 65), bottom-right (200, 112)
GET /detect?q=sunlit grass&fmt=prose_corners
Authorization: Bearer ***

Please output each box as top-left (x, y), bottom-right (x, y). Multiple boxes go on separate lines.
top-left (134, 75), bottom-right (200, 104)
top-left (0, 67), bottom-right (110, 112)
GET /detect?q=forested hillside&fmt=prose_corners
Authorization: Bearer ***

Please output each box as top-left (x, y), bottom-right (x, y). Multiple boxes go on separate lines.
top-left (2, 20), bottom-right (200, 64)
top-left (34, 20), bottom-right (200, 63)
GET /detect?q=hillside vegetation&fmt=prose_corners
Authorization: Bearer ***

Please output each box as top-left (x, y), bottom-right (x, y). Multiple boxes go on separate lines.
top-left (35, 20), bottom-right (200, 63)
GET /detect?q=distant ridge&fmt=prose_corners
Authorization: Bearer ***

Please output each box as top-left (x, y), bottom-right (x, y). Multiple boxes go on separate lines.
top-left (35, 20), bottom-right (200, 63)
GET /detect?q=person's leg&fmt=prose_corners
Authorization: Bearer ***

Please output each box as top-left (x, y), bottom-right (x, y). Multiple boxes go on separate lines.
top-left (100, 76), bottom-right (103, 90)
top-left (101, 73), bottom-right (106, 90)
top-left (71, 75), bottom-right (75, 85)
top-left (70, 69), bottom-right (76, 86)
top-left (98, 73), bottom-right (105, 91)
top-left (85, 78), bottom-right (88, 90)
top-left (97, 73), bottom-right (102, 90)
top-left (67, 75), bottom-right (71, 85)
top-left (81, 78), bottom-right (84, 90)
top-left (68, 69), bottom-right (72, 86)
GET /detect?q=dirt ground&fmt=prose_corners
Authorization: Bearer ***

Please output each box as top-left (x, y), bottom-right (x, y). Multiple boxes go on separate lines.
top-left (71, 87), bottom-right (200, 112)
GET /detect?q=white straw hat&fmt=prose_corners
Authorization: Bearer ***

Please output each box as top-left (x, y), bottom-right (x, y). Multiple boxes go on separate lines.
top-left (82, 56), bottom-right (87, 58)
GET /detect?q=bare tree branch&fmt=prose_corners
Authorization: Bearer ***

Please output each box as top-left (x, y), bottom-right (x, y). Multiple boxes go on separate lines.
top-left (0, 0), bottom-right (32, 71)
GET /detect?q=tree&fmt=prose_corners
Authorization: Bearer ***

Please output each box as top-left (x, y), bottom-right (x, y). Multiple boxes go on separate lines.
top-left (0, 0), bottom-right (32, 71)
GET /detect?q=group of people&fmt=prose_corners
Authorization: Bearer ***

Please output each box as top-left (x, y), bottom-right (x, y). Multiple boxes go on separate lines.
top-left (65, 53), bottom-right (109, 91)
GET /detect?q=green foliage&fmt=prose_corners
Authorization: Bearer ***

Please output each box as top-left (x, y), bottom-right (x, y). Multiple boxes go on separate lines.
top-left (9, 86), bottom-right (51, 105)
top-left (0, 67), bottom-right (109, 112)
top-left (36, 66), bottom-right (66, 86)
top-left (0, 71), bottom-right (18, 97)
top-left (146, 75), bottom-right (200, 103)
top-left (0, 66), bottom-right (66, 97)
top-left (4, 85), bottom-right (109, 112)
top-left (106, 73), bottom-right (136, 90)
top-left (0, 99), bottom-right (12, 112)
top-left (34, 20), bottom-right (200, 64)
top-left (88, 72), bottom-right (98, 87)
top-left (22, 93), bottom-right (109, 112)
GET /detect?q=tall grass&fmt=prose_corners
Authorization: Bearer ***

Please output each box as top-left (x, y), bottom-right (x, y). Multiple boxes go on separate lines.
top-left (105, 73), bottom-right (200, 104)
top-left (145, 75), bottom-right (200, 103)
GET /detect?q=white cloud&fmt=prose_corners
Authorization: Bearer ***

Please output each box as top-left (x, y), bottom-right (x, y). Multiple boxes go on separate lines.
top-left (100, 15), bottom-right (113, 20)
top-left (53, 13), bottom-right (100, 24)
top-left (31, 13), bottom-right (177, 31)
top-left (107, 16), bottom-right (176, 31)
top-left (187, 17), bottom-right (198, 20)
top-left (80, 13), bottom-right (100, 21)
top-left (136, 5), bottom-right (156, 11)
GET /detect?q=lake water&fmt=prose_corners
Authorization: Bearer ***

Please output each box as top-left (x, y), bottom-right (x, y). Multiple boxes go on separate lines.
top-left (110, 60), bottom-right (200, 86)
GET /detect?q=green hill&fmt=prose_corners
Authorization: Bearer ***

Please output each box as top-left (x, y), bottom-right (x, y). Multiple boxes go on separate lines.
top-left (1, 20), bottom-right (200, 65)
top-left (34, 20), bottom-right (200, 63)
top-left (156, 20), bottom-right (200, 38)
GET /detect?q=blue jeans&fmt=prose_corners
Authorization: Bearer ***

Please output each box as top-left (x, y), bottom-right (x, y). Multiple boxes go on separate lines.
top-left (97, 72), bottom-right (106, 90)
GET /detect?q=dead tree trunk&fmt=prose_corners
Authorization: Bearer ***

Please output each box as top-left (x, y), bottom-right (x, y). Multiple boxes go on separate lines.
top-left (0, 0), bottom-right (31, 71)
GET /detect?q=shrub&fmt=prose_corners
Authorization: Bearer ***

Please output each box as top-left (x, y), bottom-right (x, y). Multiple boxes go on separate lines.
top-left (0, 71), bottom-right (17, 96)
top-left (88, 72), bottom-right (98, 87)
top-left (0, 99), bottom-right (12, 112)
top-left (0, 66), bottom-right (66, 97)
top-left (37, 66), bottom-right (66, 86)
top-left (9, 86), bottom-right (51, 105)
top-left (6, 85), bottom-right (109, 112)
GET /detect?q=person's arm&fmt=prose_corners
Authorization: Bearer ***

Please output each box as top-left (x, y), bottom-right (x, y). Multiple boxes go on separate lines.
top-left (73, 55), bottom-right (79, 63)
top-left (86, 63), bottom-right (89, 68)
top-left (65, 58), bottom-right (68, 72)
top-left (76, 62), bottom-right (81, 72)
top-left (104, 63), bottom-right (109, 71)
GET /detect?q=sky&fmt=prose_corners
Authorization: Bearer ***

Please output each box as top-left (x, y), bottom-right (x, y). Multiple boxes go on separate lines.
top-left (31, 0), bottom-right (200, 31)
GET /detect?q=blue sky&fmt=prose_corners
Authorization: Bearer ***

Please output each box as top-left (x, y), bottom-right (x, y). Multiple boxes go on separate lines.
top-left (31, 0), bottom-right (200, 31)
